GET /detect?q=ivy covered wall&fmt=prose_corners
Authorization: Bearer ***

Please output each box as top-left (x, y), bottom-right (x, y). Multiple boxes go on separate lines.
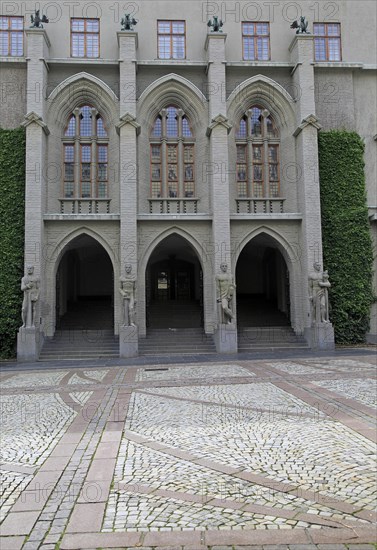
top-left (0, 127), bottom-right (25, 358)
top-left (319, 130), bottom-right (374, 344)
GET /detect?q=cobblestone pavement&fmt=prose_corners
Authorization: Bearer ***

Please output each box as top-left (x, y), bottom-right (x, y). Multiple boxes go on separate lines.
top-left (0, 353), bottom-right (376, 549)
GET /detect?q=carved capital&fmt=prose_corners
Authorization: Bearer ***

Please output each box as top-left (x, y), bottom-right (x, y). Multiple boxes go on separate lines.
top-left (293, 114), bottom-right (321, 137)
top-left (206, 114), bottom-right (232, 137)
top-left (117, 112), bottom-right (141, 135)
top-left (21, 112), bottom-right (50, 135)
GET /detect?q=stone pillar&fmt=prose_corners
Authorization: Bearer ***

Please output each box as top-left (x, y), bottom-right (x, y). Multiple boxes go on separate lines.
top-left (117, 31), bottom-right (140, 352)
top-left (17, 29), bottom-right (50, 361)
top-left (205, 33), bottom-right (237, 353)
top-left (289, 35), bottom-right (334, 349)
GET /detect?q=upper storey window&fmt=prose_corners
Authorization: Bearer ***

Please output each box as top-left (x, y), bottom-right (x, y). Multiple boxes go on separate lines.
top-left (158, 20), bottom-right (185, 59)
top-left (236, 106), bottom-right (279, 198)
top-left (150, 106), bottom-right (194, 199)
top-left (0, 16), bottom-right (23, 56)
top-left (71, 18), bottom-right (99, 58)
top-left (242, 22), bottom-right (270, 61)
top-left (313, 23), bottom-right (341, 61)
top-left (63, 105), bottom-right (108, 199)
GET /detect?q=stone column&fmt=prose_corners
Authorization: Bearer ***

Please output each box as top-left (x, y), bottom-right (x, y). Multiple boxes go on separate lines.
top-left (290, 35), bottom-right (334, 349)
top-left (117, 31), bottom-right (140, 352)
top-left (17, 29), bottom-right (50, 362)
top-left (205, 33), bottom-right (237, 352)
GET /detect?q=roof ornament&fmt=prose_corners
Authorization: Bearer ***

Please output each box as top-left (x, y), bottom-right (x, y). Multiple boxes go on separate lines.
top-left (290, 16), bottom-right (310, 34)
top-left (207, 16), bottom-right (224, 33)
top-left (30, 10), bottom-right (49, 28)
top-left (121, 14), bottom-right (138, 31)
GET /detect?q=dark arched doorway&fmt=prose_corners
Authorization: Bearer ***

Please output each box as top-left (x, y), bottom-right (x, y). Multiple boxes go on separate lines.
top-left (56, 235), bottom-right (114, 330)
top-left (236, 234), bottom-right (290, 327)
top-left (146, 234), bottom-right (203, 328)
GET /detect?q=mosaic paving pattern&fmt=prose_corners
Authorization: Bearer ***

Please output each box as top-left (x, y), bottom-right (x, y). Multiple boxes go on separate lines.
top-left (0, 371), bottom-right (67, 388)
top-left (69, 391), bottom-right (93, 406)
top-left (103, 490), bottom-right (315, 532)
top-left (127, 392), bottom-right (377, 510)
top-left (83, 369), bottom-right (108, 381)
top-left (110, 440), bottom-right (365, 523)
top-left (266, 362), bottom-right (330, 374)
top-left (142, 383), bottom-right (324, 418)
top-left (0, 469), bottom-right (33, 522)
top-left (136, 364), bottom-right (254, 381)
top-left (1, 393), bottom-right (76, 465)
top-left (68, 373), bottom-right (94, 385)
top-left (302, 358), bottom-right (376, 371)
top-left (313, 378), bottom-right (377, 409)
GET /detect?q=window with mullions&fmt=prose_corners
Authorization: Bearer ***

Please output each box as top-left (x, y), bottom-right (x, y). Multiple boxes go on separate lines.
top-left (242, 22), bottom-right (270, 61)
top-left (150, 106), bottom-right (195, 198)
top-left (314, 23), bottom-right (341, 61)
top-left (0, 16), bottom-right (23, 56)
top-left (235, 106), bottom-right (280, 198)
top-left (63, 105), bottom-right (108, 199)
top-left (71, 18), bottom-right (99, 58)
top-left (158, 20), bottom-right (185, 59)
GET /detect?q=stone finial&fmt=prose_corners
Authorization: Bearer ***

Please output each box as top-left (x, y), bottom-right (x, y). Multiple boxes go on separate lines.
top-left (290, 16), bottom-right (310, 34)
top-left (207, 16), bottom-right (224, 33)
top-left (30, 10), bottom-right (49, 28)
top-left (121, 14), bottom-right (138, 31)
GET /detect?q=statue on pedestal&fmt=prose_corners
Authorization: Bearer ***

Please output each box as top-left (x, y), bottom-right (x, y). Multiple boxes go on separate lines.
top-left (207, 16), bottom-right (224, 33)
top-left (290, 16), bottom-right (310, 34)
top-left (30, 10), bottom-right (49, 28)
top-left (121, 14), bottom-right (138, 31)
top-left (21, 265), bottom-right (40, 328)
top-left (216, 263), bottom-right (236, 324)
top-left (119, 264), bottom-right (136, 327)
top-left (309, 262), bottom-right (331, 324)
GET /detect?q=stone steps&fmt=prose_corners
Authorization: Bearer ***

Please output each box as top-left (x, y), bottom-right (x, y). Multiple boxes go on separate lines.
top-left (39, 330), bottom-right (119, 361)
top-left (139, 328), bottom-right (216, 356)
top-left (238, 326), bottom-right (309, 352)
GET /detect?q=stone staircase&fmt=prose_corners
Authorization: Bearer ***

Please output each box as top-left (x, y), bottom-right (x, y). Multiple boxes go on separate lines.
top-left (238, 326), bottom-right (309, 352)
top-left (147, 299), bottom-right (202, 329)
top-left (139, 328), bottom-right (216, 356)
top-left (39, 329), bottom-right (119, 361)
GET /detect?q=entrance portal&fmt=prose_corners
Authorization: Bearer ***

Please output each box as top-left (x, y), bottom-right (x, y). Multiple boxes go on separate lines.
top-left (236, 234), bottom-right (290, 327)
top-left (56, 235), bottom-right (114, 330)
top-left (146, 235), bottom-right (203, 328)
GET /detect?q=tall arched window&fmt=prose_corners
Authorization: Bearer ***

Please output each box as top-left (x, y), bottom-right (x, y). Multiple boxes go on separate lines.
top-left (236, 106), bottom-right (279, 198)
top-left (63, 105), bottom-right (108, 198)
top-left (150, 106), bottom-right (195, 198)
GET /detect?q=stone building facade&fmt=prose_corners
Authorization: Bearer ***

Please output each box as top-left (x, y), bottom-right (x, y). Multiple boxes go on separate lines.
top-left (0, 1), bottom-right (375, 359)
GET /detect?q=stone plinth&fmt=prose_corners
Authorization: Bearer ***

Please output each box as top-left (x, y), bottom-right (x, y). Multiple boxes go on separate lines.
top-left (17, 327), bottom-right (42, 362)
top-left (214, 323), bottom-right (238, 353)
top-left (306, 323), bottom-right (335, 350)
top-left (119, 325), bottom-right (138, 358)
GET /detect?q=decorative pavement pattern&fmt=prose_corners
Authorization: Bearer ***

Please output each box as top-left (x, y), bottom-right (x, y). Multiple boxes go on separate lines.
top-left (0, 355), bottom-right (376, 549)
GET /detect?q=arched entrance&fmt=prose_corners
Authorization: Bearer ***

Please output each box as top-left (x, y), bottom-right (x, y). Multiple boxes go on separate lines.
top-left (56, 235), bottom-right (114, 330)
top-left (236, 234), bottom-right (290, 327)
top-left (146, 234), bottom-right (203, 328)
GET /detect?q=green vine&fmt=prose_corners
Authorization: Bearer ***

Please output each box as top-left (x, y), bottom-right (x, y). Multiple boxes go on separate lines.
top-left (319, 130), bottom-right (374, 344)
top-left (0, 127), bottom-right (26, 358)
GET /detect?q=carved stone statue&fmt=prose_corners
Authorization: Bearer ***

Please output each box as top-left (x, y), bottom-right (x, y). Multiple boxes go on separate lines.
top-left (30, 10), bottom-right (49, 28)
top-left (309, 262), bottom-right (331, 324)
top-left (121, 14), bottom-right (138, 31)
top-left (207, 16), bottom-right (224, 33)
top-left (119, 264), bottom-right (136, 326)
top-left (21, 265), bottom-right (40, 328)
top-left (216, 263), bottom-right (236, 324)
top-left (290, 16), bottom-right (310, 34)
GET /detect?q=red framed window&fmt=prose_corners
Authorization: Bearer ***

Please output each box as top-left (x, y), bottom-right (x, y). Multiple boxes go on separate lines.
top-left (158, 20), bottom-right (185, 59)
top-left (242, 22), bottom-right (270, 61)
top-left (71, 18), bottom-right (99, 58)
top-left (0, 16), bottom-right (23, 56)
top-left (314, 23), bottom-right (341, 61)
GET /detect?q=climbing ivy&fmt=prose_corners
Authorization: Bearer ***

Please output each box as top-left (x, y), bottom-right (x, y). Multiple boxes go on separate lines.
top-left (319, 130), bottom-right (374, 344)
top-left (0, 127), bottom-right (26, 358)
